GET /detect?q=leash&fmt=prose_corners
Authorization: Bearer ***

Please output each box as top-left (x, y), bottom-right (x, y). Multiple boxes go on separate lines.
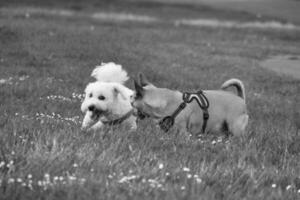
top-left (159, 90), bottom-right (210, 134)
top-left (102, 110), bottom-right (133, 126)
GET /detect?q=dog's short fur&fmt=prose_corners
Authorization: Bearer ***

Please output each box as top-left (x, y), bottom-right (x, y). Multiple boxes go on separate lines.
top-left (81, 63), bottom-right (136, 131)
top-left (132, 74), bottom-right (248, 136)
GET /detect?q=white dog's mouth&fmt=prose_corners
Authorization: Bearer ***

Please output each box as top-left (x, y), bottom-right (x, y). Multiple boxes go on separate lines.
top-left (81, 106), bottom-right (107, 130)
top-left (90, 109), bottom-right (105, 120)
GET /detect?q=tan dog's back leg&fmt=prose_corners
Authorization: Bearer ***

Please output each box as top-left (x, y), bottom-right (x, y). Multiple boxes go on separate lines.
top-left (231, 114), bottom-right (249, 136)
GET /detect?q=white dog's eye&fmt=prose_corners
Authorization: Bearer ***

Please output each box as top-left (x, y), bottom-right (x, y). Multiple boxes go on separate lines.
top-left (98, 95), bottom-right (105, 100)
top-left (89, 93), bottom-right (93, 98)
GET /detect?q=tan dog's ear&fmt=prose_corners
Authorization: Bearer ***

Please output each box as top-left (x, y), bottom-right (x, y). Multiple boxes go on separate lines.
top-left (134, 79), bottom-right (144, 98)
top-left (138, 73), bottom-right (150, 87)
top-left (114, 85), bottom-right (127, 100)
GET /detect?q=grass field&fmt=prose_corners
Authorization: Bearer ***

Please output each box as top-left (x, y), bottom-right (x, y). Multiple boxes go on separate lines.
top-left (0, 0), bottom-right (300, 199)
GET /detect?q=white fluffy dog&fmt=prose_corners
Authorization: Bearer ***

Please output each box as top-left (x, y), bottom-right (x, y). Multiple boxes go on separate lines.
top-left (81, 62), bottom-right (136, 131)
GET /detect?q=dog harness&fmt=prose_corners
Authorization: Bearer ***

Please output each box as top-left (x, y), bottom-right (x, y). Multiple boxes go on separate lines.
top-left (102, 110), bottom-right (133, 126)
top-left (159, 90), bottom-right (210, 134)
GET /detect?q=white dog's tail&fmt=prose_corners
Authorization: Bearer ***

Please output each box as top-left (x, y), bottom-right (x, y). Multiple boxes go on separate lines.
top-left (221, 78), bottom-right (246, 101)
top-left (91, 62), bottom-right (129, 84)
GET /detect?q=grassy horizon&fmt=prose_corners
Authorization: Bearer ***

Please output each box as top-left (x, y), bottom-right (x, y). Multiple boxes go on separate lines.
top-left (0, 1), bottom-right (299, 199)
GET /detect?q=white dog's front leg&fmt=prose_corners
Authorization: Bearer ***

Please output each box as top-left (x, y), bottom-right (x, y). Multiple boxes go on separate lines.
top-left (81, 111), bottom-right (95, 130)
top-left (128, 116), bottom-right (137, 131)
top-left (89, 121), bottom-right (104, 131)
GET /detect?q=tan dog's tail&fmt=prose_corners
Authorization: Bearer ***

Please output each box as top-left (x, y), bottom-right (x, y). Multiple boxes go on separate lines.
top-left (221, 78), bottom-right (246, 101)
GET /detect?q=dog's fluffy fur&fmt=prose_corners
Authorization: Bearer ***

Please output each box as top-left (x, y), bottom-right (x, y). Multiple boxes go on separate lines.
top-left (81, 63), bottom-right (136, 131)
top-left (132, 74), bottom-right (248, 136)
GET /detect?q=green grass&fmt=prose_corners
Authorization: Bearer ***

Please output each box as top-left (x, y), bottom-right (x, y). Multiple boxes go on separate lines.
top-left (0, 1), bottom-right (300, 199)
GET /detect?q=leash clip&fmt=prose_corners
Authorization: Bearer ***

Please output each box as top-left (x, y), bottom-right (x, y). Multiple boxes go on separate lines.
top-left (159, 116), bottom-right (174, 132)
top-left (159, 102), bottom-right (187, 132)
top-left (203, 112), bottom-right (209, 120)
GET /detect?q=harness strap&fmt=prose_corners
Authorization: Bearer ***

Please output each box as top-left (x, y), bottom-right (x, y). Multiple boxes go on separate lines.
top-left (159, 90), bottom-right (210, 134)
top-left (184, 90), bottom-right (210, 133)
top-left (102, 110), bottom-right (133, 126)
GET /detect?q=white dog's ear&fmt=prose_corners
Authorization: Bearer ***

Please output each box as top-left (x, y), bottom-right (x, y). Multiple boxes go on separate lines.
top-left (138, 73), bottom-right (151, 87)
top-left (113, 85), bottom-right (127, 100)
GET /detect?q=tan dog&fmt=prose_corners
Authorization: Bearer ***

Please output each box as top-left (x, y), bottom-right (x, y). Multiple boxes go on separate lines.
top-left (131, 74), bottom-right (248, 136)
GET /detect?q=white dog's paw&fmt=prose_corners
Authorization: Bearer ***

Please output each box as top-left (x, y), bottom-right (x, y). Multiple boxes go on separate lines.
top-left (81, 124), bottom-right (88, 131)
top-left (89, 121), bottom-right (104, 131)
top-left (81, 121), bottom-right (104, 132)
top-left (129, 122), bottom-right (137, 132)
top-left (81, 111), bottom-right (97, 130)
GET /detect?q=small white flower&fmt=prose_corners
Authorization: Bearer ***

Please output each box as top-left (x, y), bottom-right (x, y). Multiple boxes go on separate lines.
top-left (196, 178), bottom-right (202, 183)
top-left (21, 183), bottom-right (26, 187)
top-left (68, 176), bottom-right (76, 181)
top-left (16, 178), bottom-right (22, 183)
top-left (182, 167), bottom-right (190, 172)
top-left (118, 175), bottom-right (137, 183)
top-left (27, 174), bottom-right (32, 179)
top-left (73, 163), bottom-right (78, 168)
top-left (181, 186), bottom-right (185, 190)
top-left (0, 161), bottom-right (5, 168)
top-left (211, 140), bottom-right (217, 145)
top-left (19, 75), bottom-right (29, 81)
top-left (108, 174), bottom-right (113, 179)
top-left (8, 178), bottom-right (15, 184)
top-left (37, 180), bottom-right (43, 186)
top-left (158, 163), bottom-right (164, 169)
top-left (298, 189), bottom-right (300, 193)
top-left (253, 92), bottom-right (261, 98)
top-left (165, 172), bottom-right (170, 176)
top-left (286, 185), bottom-right (292, 190)
top-left (59, 176), bottom-right (64, 181)
top-left (272, 184), bottom-right (276, 188)
top-left (187, 174), bottom-right (192, 179)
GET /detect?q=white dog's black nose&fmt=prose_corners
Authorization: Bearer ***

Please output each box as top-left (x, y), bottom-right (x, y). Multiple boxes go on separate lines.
top-left (88, 105), bottom-right (95, 112)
